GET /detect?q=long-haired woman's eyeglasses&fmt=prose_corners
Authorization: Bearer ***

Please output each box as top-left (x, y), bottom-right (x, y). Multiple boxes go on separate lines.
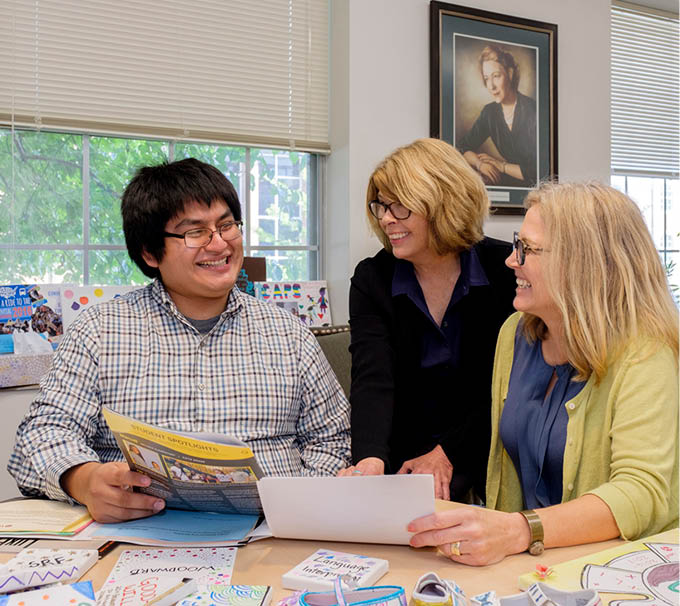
top-left (513, 231), bottom-right (544, 265)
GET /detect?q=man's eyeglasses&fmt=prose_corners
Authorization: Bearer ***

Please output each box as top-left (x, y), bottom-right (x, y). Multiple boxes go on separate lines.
top-left (513, 231), bottom-right (544, 266)
top-left (164, 221), bottom-right (243, 248)
top-left (368, 199), bottom-right (411, 220)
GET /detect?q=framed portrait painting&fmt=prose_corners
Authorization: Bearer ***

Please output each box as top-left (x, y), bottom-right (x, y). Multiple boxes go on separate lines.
top-left (430, 2), bottom-right (557, 213)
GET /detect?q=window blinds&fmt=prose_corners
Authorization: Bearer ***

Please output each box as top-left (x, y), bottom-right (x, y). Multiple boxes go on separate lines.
top-left (0, 0), bottom-right (329, 152)
top-left (611, 2), bottom-right (679, 176)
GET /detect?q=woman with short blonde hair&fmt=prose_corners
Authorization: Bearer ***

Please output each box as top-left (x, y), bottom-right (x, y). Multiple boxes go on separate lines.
top-left (409, 181), bottom-right (678, 565)
top-left (366, 138), bottom-right (488, 255)
top-left (339, 138), bottom-right (516, 502)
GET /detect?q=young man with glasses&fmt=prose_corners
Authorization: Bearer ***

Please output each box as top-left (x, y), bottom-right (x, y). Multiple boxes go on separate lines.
top-left (8, 158), bottom-right (350, 523)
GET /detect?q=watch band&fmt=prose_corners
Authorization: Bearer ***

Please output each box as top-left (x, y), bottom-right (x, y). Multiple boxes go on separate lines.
top-left (520, 509), bottom-right (545, 555)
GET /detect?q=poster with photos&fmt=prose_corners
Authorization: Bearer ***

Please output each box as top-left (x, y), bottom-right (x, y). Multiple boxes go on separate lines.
top-left (0, 283), bottom-right (64, 354)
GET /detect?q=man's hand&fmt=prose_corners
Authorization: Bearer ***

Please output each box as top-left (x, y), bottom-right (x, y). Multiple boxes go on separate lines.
top-left (61, 461), bottom-right (165, 523)
top-left (337, 457), bottom-right (385, 477)
top-left (396, 445), bottom-right (453, 500)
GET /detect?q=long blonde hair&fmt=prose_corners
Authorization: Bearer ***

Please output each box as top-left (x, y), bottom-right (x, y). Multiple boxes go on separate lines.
top-left (366, 138), bottom-right (489, 255)
top-left (522, 181), bottom-right (679, 382)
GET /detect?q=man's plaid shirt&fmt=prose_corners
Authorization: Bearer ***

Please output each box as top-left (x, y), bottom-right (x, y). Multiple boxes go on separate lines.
top-left (8, 280), bottom-right (350, 501)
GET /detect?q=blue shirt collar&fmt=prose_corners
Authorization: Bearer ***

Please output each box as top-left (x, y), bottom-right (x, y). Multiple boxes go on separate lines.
top-left (391, 247), bottom-right (489, 299)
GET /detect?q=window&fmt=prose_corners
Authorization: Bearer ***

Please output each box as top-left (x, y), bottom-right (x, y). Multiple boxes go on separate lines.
top-left (1, 1), bottom-right (329, 152)
top-left (611, 175), bottom-right (679, 298)
top-left (611, 3), bottom-right (679, 299)
top-left (0, 129), bottom-right (320, 285)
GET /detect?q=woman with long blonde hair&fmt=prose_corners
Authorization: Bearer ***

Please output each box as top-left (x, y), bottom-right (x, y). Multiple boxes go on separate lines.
top-left (409, 181), bottom-right (678, 565)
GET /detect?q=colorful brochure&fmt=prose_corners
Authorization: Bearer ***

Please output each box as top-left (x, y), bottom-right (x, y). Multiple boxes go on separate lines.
top-left (102, 408), bottom-right (265, 515)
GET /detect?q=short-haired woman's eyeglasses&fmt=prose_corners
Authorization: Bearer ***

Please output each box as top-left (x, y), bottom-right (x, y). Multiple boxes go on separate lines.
top-left (513, 231), bottom-right (544, 266)
top-left (368, 199), bottom-right (411, 220)
top-left (164, 221), bottom-right (243, 248)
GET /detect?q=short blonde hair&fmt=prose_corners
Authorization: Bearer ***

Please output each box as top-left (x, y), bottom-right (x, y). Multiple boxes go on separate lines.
top-left (366, 138), bottom-right (489, 255)
top-left (522, 181), bottom-right (679, 383)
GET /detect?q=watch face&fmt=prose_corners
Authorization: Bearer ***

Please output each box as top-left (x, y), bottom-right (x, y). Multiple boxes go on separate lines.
top-left (529, 541), bottom-right (545, 556)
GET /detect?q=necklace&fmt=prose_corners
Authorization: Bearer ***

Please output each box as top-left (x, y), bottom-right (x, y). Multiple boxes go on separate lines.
top-left (503, 102), bottom-right (516, 128)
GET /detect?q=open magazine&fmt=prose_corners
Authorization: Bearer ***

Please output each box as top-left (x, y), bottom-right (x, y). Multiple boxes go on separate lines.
top-left (102, 408), bottom-right (265, 515)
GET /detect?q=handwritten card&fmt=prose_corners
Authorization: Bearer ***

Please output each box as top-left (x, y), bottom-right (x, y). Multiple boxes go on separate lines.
top-left (96, 547), bottom-right (237, 606)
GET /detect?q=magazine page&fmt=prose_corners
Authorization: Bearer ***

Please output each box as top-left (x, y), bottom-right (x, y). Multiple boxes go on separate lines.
top-left (102, 408), bottom-right (264, 515)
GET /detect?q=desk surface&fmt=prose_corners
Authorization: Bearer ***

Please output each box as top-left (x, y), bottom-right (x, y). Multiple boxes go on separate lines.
top-left (80, 499), bottom-right (624, 602)
top-left (81, 535), bottom-right (622, 601)
top-left (0, 500), bottom-right (625, 601)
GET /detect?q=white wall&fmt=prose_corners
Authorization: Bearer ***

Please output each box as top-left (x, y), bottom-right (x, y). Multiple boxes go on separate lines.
top-left (326, 0), bottom-right (611, 322)
top-left (0, 387), bottom-right (35, 500)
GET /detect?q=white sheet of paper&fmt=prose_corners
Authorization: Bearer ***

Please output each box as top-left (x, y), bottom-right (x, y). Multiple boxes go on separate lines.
top-left (257, 474), bottom-right (434, 545)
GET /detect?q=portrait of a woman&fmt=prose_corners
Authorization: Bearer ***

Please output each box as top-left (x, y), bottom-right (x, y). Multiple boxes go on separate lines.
top-left (457, 43), bottom-right (537, 188)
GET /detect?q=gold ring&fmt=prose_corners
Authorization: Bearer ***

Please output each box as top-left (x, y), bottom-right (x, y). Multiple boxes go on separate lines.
top-left (450, 541), bottom-right (461, 556)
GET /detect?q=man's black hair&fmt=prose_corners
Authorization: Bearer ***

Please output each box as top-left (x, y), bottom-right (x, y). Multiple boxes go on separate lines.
top-left (121, 158), bottom-right (242, 279)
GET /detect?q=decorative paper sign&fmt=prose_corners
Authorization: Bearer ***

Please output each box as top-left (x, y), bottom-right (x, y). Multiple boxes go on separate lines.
top-left (0, 548), bottom-right (98, 593)
top-left (61, 285), bottom-right (138, 330)
top-left (96, 547), bottom-right (237, 606)
top-left (255, 281), bottom-right (331, 327)
top-left (0, 353), bottom-right (53, 388)
top-left (0, 580), bottom-right (95, 605)
top-left (177, 585), bottom-right (272, 606)
top-left (0, 284), bottom-right (64, 354)
top-left (518, 529), bottom-right (679, 606)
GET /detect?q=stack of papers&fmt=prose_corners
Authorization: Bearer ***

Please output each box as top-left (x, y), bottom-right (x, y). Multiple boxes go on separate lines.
top-left (0, 499), bottom-right (264, 547)
top-left (0, 500), bottom-right (93, 537)
top-left (0, 475), bottom-right (435, 547)
top-left (88, 510), bottom-right (263, 547)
